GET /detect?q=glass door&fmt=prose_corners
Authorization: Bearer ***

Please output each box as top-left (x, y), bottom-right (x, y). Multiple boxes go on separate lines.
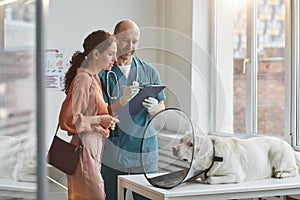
top-left (256, 0), bottom-right (286, 136)
top-left (233, 0), bottom-right (248, 134)
top-left (293, 0), bottom-right (300, 149)
top-left (215, 0), bottom-right (287, 137)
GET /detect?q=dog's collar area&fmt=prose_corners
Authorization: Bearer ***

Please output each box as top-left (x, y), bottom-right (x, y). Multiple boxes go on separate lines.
top-left (203, 139), bottom-right (223, 179)
top-left (213, 156), bottom-right (224, 162)
top-left (188, 139), bottom-right (223, 182)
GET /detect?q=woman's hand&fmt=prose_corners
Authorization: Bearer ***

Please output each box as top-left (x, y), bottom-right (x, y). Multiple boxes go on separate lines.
top-left (98, 115), bottom-right (119, 130)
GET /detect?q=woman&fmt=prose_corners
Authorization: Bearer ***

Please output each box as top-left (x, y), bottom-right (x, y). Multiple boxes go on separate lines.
top-left (59, 30), bottom-right (119, 200)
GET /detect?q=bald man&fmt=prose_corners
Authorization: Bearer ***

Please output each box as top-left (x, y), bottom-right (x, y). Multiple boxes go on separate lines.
top-left (99, 20), bottom-right (166, 200)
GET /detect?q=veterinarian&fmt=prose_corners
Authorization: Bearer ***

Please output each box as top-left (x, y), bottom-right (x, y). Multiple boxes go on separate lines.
top-left (99, 19), bottom-right (166, 200)
top-left (59, 30), bottom-right (119, 200)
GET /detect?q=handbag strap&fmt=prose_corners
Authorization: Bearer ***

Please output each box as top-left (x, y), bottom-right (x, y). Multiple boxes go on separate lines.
top-left (55, 124), bottom-right (60, 136)
top-left (55, 124), bottom-right (83, 146)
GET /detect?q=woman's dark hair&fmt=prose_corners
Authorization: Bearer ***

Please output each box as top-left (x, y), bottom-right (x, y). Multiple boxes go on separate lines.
top-left (63, 30), bottom-right (114, 94)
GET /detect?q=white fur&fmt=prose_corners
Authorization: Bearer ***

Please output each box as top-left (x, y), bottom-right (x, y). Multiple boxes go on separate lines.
top-left (0, 135), bottom-right (37, 182)
top-left (172, 132), bottom-right (300, 184)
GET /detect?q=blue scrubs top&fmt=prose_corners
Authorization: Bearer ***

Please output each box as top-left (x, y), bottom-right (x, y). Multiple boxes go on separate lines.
top-left (99, 56), bottom-right (166, 171)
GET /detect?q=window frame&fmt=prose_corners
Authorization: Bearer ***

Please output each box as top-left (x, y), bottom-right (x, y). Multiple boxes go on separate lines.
top-left (291, 0), bottom-right (300, 150)
top-left (211, 0), bottom-right (296, 144)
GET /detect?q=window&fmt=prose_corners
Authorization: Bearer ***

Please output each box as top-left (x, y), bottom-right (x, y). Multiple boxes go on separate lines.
top-left (0, 0), bottom-right (37, 199)
top-left (212, 0), bottom-right (289, 138)
top-left (292, 0), bottom-right (300, 150)
top-left (0, 0), bottom-right (46, 198)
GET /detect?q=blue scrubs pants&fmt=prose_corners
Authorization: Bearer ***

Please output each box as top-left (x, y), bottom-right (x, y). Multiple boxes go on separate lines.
top-left (101, 164), bottom-right (150, 200)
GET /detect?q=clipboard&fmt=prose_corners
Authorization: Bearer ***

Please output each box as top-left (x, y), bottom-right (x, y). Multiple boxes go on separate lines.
top-left (119, 85), bottom-right (166, 115)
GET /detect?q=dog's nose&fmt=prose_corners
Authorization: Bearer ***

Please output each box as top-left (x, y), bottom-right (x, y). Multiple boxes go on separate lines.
top-left (172, 147), bottom-right (178, 156)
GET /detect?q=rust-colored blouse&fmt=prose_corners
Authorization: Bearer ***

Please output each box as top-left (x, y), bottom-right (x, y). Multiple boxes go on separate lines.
top-left (59, 68), bottom-right (110, 137)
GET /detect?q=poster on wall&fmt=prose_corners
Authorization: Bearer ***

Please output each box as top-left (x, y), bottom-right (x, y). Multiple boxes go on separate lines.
top-left (45, 48), bottom-right (66, 90)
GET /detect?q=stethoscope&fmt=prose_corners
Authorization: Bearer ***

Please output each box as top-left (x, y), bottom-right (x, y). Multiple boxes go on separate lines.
top-left (106, 61), bottom-right (139, 100)
top-left (106, 70), bottom-right (120, 100)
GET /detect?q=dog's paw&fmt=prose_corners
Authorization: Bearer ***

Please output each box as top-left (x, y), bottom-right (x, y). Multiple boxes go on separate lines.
top-left (206, 176), bottom-right (225, 184)
top-left (273, 170), bottom-right (297, 179)
top-left (206, 175), bottom-right (240, 184)
top-left (197, 177), bottom-right (208, 184)
top-left (189, 177), bottom-right (207, 184)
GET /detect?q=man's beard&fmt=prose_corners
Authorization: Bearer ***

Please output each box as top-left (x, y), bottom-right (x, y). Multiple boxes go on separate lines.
top-left (119, 54), bottom-right (131, 60)
top-left (118, 50), bottom-right (135, 60)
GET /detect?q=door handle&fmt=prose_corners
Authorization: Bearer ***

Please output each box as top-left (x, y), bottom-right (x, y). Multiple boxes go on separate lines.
top-left (243, 57), bottom-right (251, 74)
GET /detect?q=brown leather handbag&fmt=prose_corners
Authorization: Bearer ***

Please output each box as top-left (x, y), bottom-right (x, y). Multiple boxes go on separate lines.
top-left (47, 125), bottom-right (82, 175)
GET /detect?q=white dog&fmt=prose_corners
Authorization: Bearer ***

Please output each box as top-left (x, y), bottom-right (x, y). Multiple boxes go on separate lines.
top-left (172, 131), bottom-right (300, 184)
top-left (0, 135), bottom-right (37, 182)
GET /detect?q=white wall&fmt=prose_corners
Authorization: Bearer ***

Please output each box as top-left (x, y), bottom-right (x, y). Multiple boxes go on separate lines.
top-left (191, 0), bottom-right (212, 133)
top-left (156, 0), bottom-right (193, 128)
top-left (215, 0), bottom-right (234, 133)
top-left (158, 0), bottom-right (212, 133)
top-left (45, 0), bottom-right (159, 148)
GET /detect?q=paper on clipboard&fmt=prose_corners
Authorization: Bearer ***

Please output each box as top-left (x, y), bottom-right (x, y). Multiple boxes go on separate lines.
top-left (119, 85), bottom-right (166, 115)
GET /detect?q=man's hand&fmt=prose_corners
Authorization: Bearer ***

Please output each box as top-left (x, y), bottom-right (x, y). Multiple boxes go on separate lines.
top-left (119, 85), bottom-right (140, 106)
top-left (142, 97), bottom-right (159, 113)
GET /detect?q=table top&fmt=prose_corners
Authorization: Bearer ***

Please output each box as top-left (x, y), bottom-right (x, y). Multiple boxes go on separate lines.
top-left (119, 174), bottom-right (300, 198)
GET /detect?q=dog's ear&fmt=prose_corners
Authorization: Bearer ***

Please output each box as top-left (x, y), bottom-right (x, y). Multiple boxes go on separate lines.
top-left (179, 138), bottom-right (183, 144)
top-left (193, 134), bottom-right (201, 154)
